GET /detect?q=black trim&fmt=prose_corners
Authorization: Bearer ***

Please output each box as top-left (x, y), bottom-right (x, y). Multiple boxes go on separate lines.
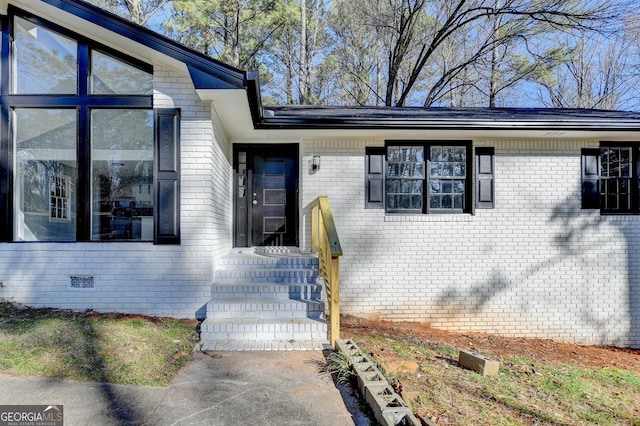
top-left (77, 105), bottom-right (89, 240)
top-left (0, 15), bottom-right (8, 241)
top-left (365, 147), bottom-right (385, 209)
top-left (154, 109), bottom-right (181, 245)
top-left (581, 148), bottom-right (600, 210)
top-left (476, 147), bottom-right (495, 209)
top-left (245, 71), bottom-right (263, 125)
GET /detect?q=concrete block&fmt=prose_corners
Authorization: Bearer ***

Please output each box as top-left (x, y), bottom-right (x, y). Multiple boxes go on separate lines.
top-left (335, 339), bottom-right (365, 359)
top-left (364, 383), bottom-right (406, 412)
top-left (381, 409), bottom-right (421, 426)
top-left (355, 363), bottom-right (388, 396)
top-left (364, 384), bottom-right (420, 426)
top-left (458, 350), bottom-right (500, 376)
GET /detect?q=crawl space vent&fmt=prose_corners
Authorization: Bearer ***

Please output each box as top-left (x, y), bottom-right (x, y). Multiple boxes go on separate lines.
top-left (69, 276), bottom-right (95, 289)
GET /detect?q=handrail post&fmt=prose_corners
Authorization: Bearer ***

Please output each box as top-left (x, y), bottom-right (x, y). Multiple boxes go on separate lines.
top-left (329, 256), bottom-right (340, 347)
top-left (310, 196), bottom-right (342, 348)
top-left (311, 202), bottom-right (318, 257)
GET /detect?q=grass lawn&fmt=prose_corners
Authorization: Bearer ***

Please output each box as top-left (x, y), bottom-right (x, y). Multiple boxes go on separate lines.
top-left (0, 300), bottom-right (198, 386)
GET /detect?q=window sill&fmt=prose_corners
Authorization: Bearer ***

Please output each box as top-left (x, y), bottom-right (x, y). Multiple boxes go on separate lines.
top-left (384, 214), bottom-right (473, 223)
top-left (599, 214), bottom-right (640, 222)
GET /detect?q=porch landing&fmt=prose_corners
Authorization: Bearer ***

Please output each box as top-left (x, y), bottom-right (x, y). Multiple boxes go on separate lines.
top-left (198, 248), bottom-right (331, 351)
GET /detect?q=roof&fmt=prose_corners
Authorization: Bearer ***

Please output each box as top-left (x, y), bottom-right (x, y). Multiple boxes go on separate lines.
top-left (260, 106), bottom-right (640, 131)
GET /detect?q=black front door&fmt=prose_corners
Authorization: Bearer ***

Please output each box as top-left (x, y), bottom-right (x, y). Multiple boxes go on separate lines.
top-left (234, 144), bottom-right (298, 247)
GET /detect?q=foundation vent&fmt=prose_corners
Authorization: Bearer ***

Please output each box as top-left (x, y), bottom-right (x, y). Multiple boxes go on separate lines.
top-left (69, 276), bottom-right (95, 289)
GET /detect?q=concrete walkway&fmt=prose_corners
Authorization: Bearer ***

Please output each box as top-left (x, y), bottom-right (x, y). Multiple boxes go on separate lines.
top-left (0, 351), bottom-right (367, 426)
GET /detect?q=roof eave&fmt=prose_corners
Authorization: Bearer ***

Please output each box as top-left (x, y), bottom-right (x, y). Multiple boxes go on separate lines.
top-left (254, 118), bottom-right (640, 132)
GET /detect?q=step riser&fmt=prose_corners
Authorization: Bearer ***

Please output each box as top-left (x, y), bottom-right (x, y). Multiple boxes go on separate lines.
top-left (215, 271), bottom-right (319, 284)
top-left (217, 260), bottom-right (319, 269)
top-left (211, 284), bottom-right (322, 300)
top-left (207, 301), bottom-right (324, 320)
top-left (201, 321), bottom-right (328, 341)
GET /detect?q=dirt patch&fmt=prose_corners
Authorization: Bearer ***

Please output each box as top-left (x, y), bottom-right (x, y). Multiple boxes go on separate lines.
top-left (342, 315), bottom-right (640, 425)
top-left (342, 315), bottom-right (640, 371)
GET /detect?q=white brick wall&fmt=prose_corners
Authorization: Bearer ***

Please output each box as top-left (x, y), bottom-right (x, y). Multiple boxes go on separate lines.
top-left (302, 138), bottom-right (640, 347)
top-left (0, 67), bottom-right (233, 319)
top-left (2, 64), bottom-right (637, 347)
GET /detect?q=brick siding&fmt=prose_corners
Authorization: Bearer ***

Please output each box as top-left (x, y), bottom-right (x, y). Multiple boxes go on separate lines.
top-left (302, 138), bottom-right (640, 347)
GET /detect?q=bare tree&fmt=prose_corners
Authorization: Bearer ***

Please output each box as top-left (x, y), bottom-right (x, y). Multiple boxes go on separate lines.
top-left (358, 0), bottom-right (630, 106)
top-left (535, 32), bottom-right (637, 110)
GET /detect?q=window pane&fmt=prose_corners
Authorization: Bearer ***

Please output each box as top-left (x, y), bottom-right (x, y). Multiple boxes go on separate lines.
top-left (386, 179), bottom-right (399, 193)
top-left (453, 195), bottom-right (463, 209)
top-left (386, 145), bottom-right (425, 211)
top-left (412, 195), bottom-right (423, 209)
top-left (91, 50), bottom-right (153, 95)
top-left (600, 146), bottom-right (634, 213)
top-left (14, 17), bottom-right (77, 94)
top-left (91, 110), bottom-right (153, 241)
top-left (14, 109), bottom-right (77, 241)
top-left (387, 195), bottom-right (397, 210)
top-left (428, 145), bottom-right (466, 211)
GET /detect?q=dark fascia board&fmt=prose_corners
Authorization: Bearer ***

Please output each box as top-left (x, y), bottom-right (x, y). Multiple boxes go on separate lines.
top-left (256, 106), bottom-right (640, 131)
top-left (39, 0), bottom-right (248, 90)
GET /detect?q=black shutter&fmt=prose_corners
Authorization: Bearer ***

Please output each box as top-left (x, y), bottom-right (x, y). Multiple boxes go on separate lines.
top-left (476, 147), bottom-right (494, 209)
top-left (365, 147), bottom-right (385, 209)
top-left (581, 148), bottom-right (600, 209)
top-left (154, 109), bottom-right (180, 244)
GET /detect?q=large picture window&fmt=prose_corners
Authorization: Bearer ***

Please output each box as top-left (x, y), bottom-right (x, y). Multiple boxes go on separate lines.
top-left (386, 142), bottom-right (472, 214)
top-left (91, 110), bottom-right (154, 240)
top-left (1, 10), bottom-right (179, 243)
top-left (14, 109), bottom-right (77, 241)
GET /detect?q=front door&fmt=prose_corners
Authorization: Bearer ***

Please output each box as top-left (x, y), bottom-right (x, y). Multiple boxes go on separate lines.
top-left (234, 144), bottom-right (298, 247)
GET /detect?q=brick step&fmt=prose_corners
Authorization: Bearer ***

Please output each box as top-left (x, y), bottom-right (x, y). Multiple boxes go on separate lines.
top-left (217, 254), bottom-right (319, 270)
top-left (198, 340), bottom-right (329, 351)
top-left (206, 298), bottom-right (324, 320)
top-left (211, 283), bottom-right (323, 300)
top-left (214, 269), bottom-right (319, 284)
top-left (200, 318), bottom-right (328, 342)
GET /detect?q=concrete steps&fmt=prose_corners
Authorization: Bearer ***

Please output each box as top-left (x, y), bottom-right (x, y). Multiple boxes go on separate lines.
top-left (199, 248), bottom-right (329, 351)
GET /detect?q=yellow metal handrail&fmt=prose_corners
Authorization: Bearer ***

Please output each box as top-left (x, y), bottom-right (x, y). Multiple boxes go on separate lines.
top-left (310, 196), bottom-right (342, 348)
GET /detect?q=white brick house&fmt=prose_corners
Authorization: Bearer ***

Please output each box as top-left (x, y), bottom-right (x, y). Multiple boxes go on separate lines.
top-left (0, 0), bottom-right (638, 347)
